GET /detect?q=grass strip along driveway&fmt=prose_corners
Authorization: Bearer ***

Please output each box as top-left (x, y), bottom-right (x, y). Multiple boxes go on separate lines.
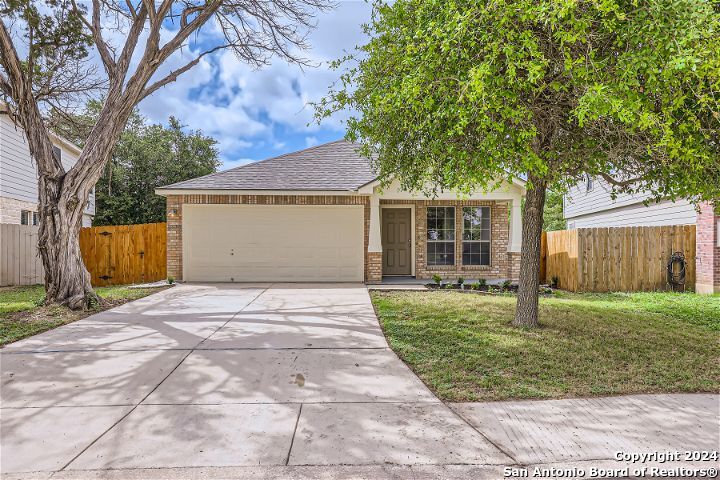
top-left (0, 285), bottom-right (167, 346)
top-left (371, 290), bottom-right (720, 402)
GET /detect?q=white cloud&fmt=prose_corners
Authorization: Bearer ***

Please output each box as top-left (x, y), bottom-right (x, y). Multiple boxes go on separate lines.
top-left (16, 1), bottom-right (371, 167)
top-left (135, 1), bottom-right (372, 166)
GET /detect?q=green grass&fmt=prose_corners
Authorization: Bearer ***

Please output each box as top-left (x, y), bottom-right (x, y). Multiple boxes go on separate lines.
top-left (0, 285), bottom-right (166, 346)
top-left (371, 290), bottom-right (720, 402)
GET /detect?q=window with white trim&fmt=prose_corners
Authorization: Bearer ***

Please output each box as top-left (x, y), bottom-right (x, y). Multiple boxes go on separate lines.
top-left (427, 206), bottom-right (455, 265)
top-left (20, 210), bottom-right (38, 226)
top-left (462, 206), bottom-right (491, 265)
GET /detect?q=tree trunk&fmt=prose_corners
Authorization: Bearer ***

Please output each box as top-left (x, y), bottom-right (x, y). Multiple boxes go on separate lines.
top-left (37, 171), bottom-right (97, 310)
top-left (512, 174), bottom-right (547, 328)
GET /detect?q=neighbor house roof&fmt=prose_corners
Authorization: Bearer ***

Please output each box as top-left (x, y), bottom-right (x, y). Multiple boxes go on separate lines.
top-left (159, 139), bottom-right (377, 192)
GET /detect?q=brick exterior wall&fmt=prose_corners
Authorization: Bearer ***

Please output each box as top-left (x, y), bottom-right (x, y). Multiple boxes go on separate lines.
top-left (696, 201), bottom-right (719, 294)
top-left (165, 194), bottom-right (370, 282)
top-left (165, 194), bottom-right (520, 283)
top-left (366, 252), bottom-right (383, 283)
top-left (0, 196), bottom-right (38, 224)
top-left (0, 196), bottom-right (92, 226)
top-left (380, 199), bottom-right (519, 281)
top-left (507, 252), bottom-right (521, 282)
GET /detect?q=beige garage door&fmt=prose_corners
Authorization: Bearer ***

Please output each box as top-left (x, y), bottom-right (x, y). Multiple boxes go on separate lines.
top-left (183, 204), bottom-right (365, 282)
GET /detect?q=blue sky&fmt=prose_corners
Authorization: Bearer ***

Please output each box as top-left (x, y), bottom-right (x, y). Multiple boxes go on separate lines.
top-left (138, 1), bottom-right (372, 171)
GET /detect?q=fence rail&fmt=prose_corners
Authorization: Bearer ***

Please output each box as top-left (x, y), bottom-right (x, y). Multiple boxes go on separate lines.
top-left (0, 224), bottom-right (45, 286)
top-left (80, 222), bottom-right (167, 286)
top-left (543, 225), bottom-right (696, 292)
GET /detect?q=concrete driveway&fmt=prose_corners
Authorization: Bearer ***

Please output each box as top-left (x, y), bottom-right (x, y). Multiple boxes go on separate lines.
top-left (2, 284), bottom-right (717, 479)
top-left (1, 284), bottom-right (510, 478)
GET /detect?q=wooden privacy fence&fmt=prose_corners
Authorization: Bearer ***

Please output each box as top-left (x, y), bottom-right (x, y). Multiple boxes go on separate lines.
top-left (543, 225), bottom-right (696, 292)
top-left (79, 222), bottom-right (167, 286)
top-left (0, 224), bottom-right (45, 286)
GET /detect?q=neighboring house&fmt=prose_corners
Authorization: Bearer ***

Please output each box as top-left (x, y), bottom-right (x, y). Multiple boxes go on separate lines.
top-left (564, 175), bottom-right (719, 294)
top-left (156, 140), bottom-right (526, 283)
top-left (564, 175), bottom-right (697, 229)
top-left (0, 113), bottom-right (95, 227)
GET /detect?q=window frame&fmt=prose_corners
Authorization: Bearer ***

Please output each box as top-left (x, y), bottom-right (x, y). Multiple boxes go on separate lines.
top-left (586, 174), bottom-right (594, 192)
top-left (462, 206), bottom-right (492, 266)
top-left (426, 206), bottom-right (456, 266)
top-left (20, 210), bottom-right (37, 226)
top-left (52, 145), bottom-right (62, 163)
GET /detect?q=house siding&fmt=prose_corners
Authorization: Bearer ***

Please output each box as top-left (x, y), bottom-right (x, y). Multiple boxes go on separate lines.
top-left (0, 114), bottom-right (95, 224)
top-left (566, 198), bottom-right (697, 229)
top-left (564, 177), bottom-right (696, 227)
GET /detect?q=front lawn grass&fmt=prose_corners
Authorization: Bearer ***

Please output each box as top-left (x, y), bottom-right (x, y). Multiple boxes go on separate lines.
top-left (371, 290), bottom-right (720, 402)
top-left (0, 284), bottom-right (167, 346)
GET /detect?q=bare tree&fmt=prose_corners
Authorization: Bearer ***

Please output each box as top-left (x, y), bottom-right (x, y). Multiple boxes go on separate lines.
top-left (0, 0), bottom-right (331, 308)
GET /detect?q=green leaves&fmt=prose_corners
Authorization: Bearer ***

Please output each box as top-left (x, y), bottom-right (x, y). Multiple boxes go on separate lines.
top-left (3, 0), bottom-right (92, 63)
top-left (319, 0), bottom-right (720, 203)
top-left (52, 102), bottom-right (221, 226)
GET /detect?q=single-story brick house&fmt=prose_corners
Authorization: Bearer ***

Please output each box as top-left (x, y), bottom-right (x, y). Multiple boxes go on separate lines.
top-left (156, 140), bottom-right (525, 283)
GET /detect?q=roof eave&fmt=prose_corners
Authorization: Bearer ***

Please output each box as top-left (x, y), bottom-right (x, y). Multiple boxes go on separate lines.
top-left (154, 188), bottom-right (366, 197)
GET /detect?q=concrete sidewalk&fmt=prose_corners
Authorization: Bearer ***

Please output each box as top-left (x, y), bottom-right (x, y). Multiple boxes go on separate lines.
top-left (1, 284), bottom-right (718, 479)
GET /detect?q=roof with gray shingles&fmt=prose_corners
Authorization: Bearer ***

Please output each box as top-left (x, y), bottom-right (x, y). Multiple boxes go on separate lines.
top-left (161, 139), bottom-right (378, 191)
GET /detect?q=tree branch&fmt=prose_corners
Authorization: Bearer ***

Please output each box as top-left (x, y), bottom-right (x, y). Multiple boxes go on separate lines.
top-left (70, 0), bottom-right (116, 75)
top-left (0, 19), bottom-right (65, 177)
top-left (598, 172), bottom-right (645, 187)
top-left (0, 70), bottom-right (11, 97)
top-left (140, 45), bottom-right (225, 100)
top-left (91, 0), bottom-right (117, 72)
top-left (181, 6), bottom-right (204, 28)
top-left (0, 20), bottom-right (28, 103)
top-left (114, 4), bottom-right (148, 85)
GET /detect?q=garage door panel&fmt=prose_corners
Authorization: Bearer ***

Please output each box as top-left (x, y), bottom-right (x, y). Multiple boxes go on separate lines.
top-left (183, 205), bottom-right (364, 282)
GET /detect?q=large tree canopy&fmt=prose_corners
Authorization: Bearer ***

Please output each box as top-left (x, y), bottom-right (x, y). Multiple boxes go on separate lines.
top-left (0, 0), bottom-right (330, 308)
top-left (95, 117), bottom-right (219, 225)
top-left (319, 0), bottom-right (720, 326)
top-left (53, 102), bottom-right (220, 226)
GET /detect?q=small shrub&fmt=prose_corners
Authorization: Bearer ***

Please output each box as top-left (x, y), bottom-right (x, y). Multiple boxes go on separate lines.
top-left (477, 278), bottom-right (487, 287)
top-left (457, 277), bottom-right (464, 286)
top-left (167, 276), bottom-right (175, 285)
top-left (432, 274), bottom-right (442, 285)
top-left (550, 276), bottom-right (559, 288)
top-left (502, 279), bottom-right (512, 291)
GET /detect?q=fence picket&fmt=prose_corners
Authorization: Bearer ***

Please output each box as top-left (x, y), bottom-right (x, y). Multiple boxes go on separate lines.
top-left (79, 222), bottom-right (167, 286)
top-left (543, 225), bottom-right (696, 292)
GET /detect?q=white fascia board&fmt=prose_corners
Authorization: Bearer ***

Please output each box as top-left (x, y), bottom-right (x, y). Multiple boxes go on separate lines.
top-left (369, 178), bottom-right (523, 201)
